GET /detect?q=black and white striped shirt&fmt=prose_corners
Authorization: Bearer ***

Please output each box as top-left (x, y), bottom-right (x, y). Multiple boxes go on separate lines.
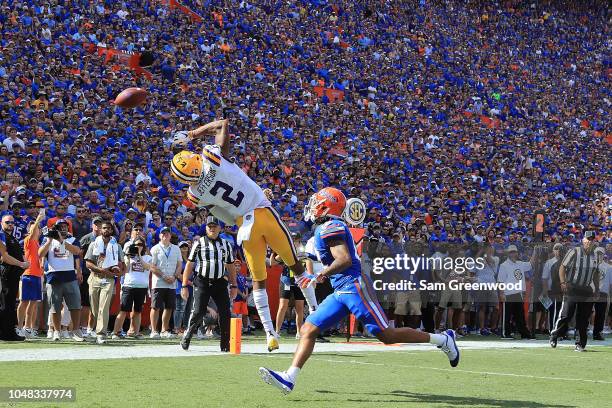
top-left (561, 246), bottom-right (598, 288)
top-left (188, 236), bottom-right (234, 280)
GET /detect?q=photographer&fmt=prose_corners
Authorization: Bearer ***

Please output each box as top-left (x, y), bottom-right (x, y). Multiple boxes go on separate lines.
top-left (85, 221), bottom-right (125, 344)
top-left (111, 237), bottom-right (158, 339)
top-left (38, 219), bottom-right (83, 342)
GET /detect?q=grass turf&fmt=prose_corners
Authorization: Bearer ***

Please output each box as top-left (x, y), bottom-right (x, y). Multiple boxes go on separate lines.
top-left (0, 341), bottom-right (610, 408)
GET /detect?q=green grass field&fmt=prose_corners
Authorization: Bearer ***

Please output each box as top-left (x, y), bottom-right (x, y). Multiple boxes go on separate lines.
top-left (1, 335), bottom-right (610, 408)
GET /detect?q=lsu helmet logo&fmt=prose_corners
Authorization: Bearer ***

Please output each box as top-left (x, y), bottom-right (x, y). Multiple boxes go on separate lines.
top-left (343, 197), bottom-right (366, 226)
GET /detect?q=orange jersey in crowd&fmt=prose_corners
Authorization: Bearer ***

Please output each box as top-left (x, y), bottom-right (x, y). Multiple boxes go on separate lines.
top-left (23, 235), bottom-right (42, 277)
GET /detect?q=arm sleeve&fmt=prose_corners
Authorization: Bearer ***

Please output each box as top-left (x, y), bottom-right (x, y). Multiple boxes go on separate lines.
top-left (561, 248), bottom-right (576, 269)
top-left (84, 244), bottom-right (96, 262)
top-left (224, 241), bottom-right (234, 264)
top-left (202, 144), bottom-right (223, 166)
top-left (150, 247), bottom-right (159, 265)
top-left (319, 222), bottom-right (347, 244)
top-left (188, 241), bottom-right (200, 262)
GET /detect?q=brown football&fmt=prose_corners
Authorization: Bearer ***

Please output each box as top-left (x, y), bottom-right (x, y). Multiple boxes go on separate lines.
top-left (113, 87), bottom-right (147, 108)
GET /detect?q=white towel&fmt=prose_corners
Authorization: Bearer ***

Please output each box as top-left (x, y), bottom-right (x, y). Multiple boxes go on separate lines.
top-left (92, 236), bottom-right (119, 269)
top-left (236, 209), bottom-right (255, 246)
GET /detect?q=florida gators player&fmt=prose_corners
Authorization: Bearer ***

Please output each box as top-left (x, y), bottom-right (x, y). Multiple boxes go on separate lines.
top-left (169, 119), bottom-right (318, 352)
top-left (259, 187), bottom-right (460, 394)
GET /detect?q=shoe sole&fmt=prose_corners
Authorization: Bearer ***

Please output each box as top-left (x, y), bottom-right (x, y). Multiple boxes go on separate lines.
top-left (259, 368), bottom-right (291, 395)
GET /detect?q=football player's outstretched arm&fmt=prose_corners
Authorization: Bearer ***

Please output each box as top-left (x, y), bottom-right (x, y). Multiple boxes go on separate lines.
top-left (187, 119), bottom-right (230, 157)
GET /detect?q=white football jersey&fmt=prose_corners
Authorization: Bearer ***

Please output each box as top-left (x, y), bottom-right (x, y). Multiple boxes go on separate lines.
top-left (188, 145), bottom-right (270, 224)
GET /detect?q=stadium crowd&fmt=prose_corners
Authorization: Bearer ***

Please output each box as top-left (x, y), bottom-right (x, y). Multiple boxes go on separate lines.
top-left (0, 0), bottom-right (610, 341)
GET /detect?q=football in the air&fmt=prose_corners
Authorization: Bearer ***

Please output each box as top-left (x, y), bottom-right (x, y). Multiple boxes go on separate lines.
top-left (113, 87), bottom-right (147, 108)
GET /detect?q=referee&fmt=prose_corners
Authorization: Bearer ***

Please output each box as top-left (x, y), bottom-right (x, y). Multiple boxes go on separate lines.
top-left (180, 216), bottom-right (234, 351)
top-left (550, 231), bottom-right (601, 352)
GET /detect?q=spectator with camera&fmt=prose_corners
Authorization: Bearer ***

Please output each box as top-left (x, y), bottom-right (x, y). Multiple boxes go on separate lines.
top-left (111, 237), bottom-right (158, 339)
top-left (38, 219), bottom-right (83, 342)
top-left (123, 223), bottom-right (146, 251)
top-left (85, 221), bottom-right (125, 344)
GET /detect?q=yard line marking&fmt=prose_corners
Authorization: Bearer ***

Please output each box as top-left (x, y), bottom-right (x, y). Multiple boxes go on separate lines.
top-left (260, 356), bottom-right (612, 385)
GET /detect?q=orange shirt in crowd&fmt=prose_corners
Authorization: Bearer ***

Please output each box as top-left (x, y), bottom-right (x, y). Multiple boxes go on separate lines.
top-left (23, 235), bottom-right (42, 277)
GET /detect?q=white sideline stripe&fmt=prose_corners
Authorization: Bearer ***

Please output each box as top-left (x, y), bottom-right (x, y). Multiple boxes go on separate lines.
top-left (256, 355), bottom-right (612, 385)
top-left (1, 339), bottom-right (610, 362)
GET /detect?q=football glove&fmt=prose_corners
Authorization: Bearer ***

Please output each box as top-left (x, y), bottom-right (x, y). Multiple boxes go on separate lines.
top-left (295, 273), bottom-right (318, 289)
top-left (171, 130), bottom-right (190, 146)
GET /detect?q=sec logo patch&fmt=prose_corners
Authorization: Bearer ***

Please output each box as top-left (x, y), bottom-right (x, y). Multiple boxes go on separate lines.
top-left (343, 197), bottom-right (366, 226)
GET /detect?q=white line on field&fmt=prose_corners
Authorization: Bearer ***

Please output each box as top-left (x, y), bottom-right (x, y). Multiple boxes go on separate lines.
top-left (253, 355), bottom-right (612, 385)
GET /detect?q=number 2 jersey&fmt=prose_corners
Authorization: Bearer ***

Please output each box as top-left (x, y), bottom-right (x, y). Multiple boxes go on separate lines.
top-left (186, 144), bottom-right (270, 224)
top-left (310, 218), bottom-right (362, 291)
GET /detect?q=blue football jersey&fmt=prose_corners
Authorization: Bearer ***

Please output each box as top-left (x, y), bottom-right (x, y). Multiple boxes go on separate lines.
top-left (313, 218), bottom-right (361, 290)
top-left (13, 217), bottom-right (29, 245)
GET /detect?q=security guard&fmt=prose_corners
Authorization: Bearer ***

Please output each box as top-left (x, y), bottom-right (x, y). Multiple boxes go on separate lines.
top-left (550, 231), bottom-right (601, 352)
top-left (180, 216), bottom-right (234, 351)
top-left (0, 214), bottom-right (30, 341)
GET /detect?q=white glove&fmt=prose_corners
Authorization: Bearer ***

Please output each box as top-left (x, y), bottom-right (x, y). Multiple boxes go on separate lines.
top-left (171, 130), bottom-right (190, 146)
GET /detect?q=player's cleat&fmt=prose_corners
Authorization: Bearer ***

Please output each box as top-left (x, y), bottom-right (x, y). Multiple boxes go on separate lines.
top-left (181, 331), bottom-right (192, 351)
top-left (267, 331), bottom-right (280, 352)
top-left (438, 329), bottom-right (460, 367)
top-left (259, 367), bottom-right (294, 395)
top-left (549, 336), bottom-right (557, 348)
top-left (574, 345), bottom-right (585, 352)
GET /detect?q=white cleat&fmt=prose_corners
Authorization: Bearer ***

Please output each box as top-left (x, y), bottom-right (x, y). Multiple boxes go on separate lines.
top-left (259, 367), bottom-right (294, 395)
top-left (52, 331), bottom-right (61, 341)
top-left (267, 330), bottom-right (280, 352)
top-left (438, 329), bottom-right (460, 367)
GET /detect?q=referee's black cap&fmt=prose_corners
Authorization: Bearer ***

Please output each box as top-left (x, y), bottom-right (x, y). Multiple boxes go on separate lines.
top-left (206, 216), bottom-right (220, 226)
